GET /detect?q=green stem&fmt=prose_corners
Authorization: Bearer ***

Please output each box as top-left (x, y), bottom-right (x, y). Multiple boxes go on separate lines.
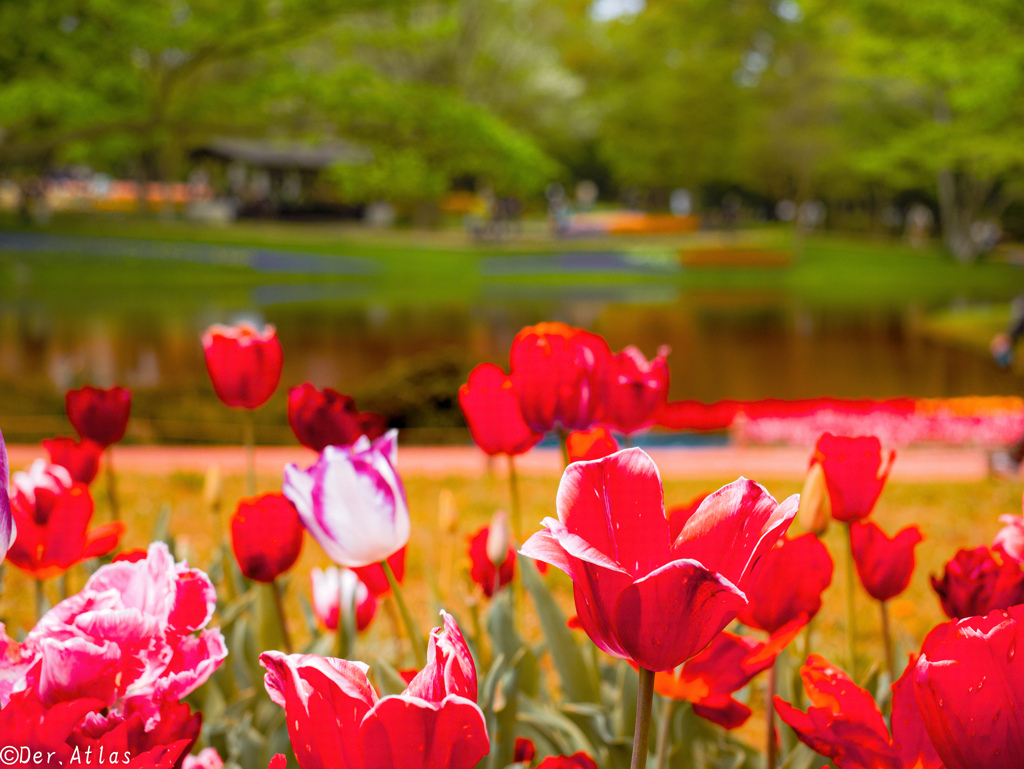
top-left (766, 661), bottom-right (777, 769)
top-left (558, 428), bottom-right (570, 469)
top-left (507, 454), bottom-right (522, 543)
top-left (35, 579), bottom-right (46, 622)
top-left (58, 573), bottom-right (68, 602)
top-left (654, 698), bottom-right (675, 769)
top-left (105, 447), bottom-right (120, 522)
top-left (880, 600), bottom-right (895, 684)
top-left (384, 559), bottom-right (426, 668)
top-left (270, 578), bottom-right (293, 654)
top-left (243, 411), bottom-right (256, 496)
top-left (845, 523), bottom-right (857, 674)
top-left (631, 668), bottom-right (655, 769)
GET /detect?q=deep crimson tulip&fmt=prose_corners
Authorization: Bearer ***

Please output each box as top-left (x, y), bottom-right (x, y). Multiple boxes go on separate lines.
top-left (775, 654), bottom-right (941, 769)
top-left (288, 384), bottom-right (387, 452)
top-left (737, 532), bottom-right (833, 634)
top-left (261, 612), bottom-right (488, 769)
top-left (535, 754), bottom-right (598, 769)
top-left (513, 737), bottom-right (536, 765)
top-left (201, 323), bottom-right (283, 409)
top-left (65, 386), bottom-right (131, 447)
top-left (352, 546), bottom-right (406, 597)
top-left (509, 322), bottom-right (611, 433)
top-left (812, 433), bottom-right (895, 522)
top-left (43, 437), bottom-right (103, 485)
top-left (467, 523), bottom-right (515, 597)
top-left (521, 448), bottom-right (798, 671)
top-left (70, 699), bottom-right (200, 769)
top-left (7, 463), bottom-right (123, 580)
top-left (0, 428), bottom-right (11, 566)
top-left (310, 566), bottom-right (376, 632)
top-left (850, 520), bottom-right (922, 602)
top-left (459, 363), bottom-right (542, 456)
top-left (0, 689), bottom-right (105, 768)
top-left (913, 605), bottom-right (1024, 769)
top-left (565, 426), bottom-right (619, 463)
top-left (930, 546), bottom-right (1024, 620)
top-left (230, 493), bottom-right (304, 583)
top-left (604, 345), bottom-right (670, 434)
top-left (651, 621), bottom-right (802, 729)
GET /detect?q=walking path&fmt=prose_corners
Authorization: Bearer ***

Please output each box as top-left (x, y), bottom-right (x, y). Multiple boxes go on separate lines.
top-left (5, 444), bottom-right (998, 482)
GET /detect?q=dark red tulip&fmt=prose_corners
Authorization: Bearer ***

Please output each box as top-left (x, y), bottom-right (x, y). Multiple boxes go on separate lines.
top-left (65, 386), bottom-right (131, 447)
top-left (202, 323), bottom-right (283, 409)
top-left (535, 754), bottom-right (598, 769)
top-left (930, 545), bottom-right (1024, 620)
top-left (69, 699), bottom-right (200, 769)
top-left (812, 433), bottom-right (895, 522)
top-left (288, 383), bottom-right (387, 452)
top-left (514, 737), bottom-right (536, 765)
top-left (913, 605), bottom-right (1024, 769)
top-left (0, 689), bottom-right (106, 768)
top-left (604, 345), bottom-right (670, 435)
top-left (468, 523), bottom-right (516, 597)
top-left (352, 546), bottom-right (406, 597)
top-left (850, 520), bottom-right (923, 602)
top-left (7, 464), bottom-right (123, 579)
top-left (776, 653), bottom-right (942, 769)
top-left (510, 322), bottom-right (611, 433)
top-left (43, 436), bottom-right (103, 485)
top-left (737, 533), bottom-right (833, 634)
top-left (565, 426), bottom-right (619, 463)
top-left (459, 363), bottom-right (542, 456)
top-left (521, 448), bottom-right (797, 671)
top-left (652, 621), bottom-right (802, 729)
top-left (230, 493), bottom-right (304, 583)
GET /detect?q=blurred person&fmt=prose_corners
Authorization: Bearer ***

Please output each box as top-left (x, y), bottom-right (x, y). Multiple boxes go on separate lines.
top-left (989, 294), bottom-right (1024, 477)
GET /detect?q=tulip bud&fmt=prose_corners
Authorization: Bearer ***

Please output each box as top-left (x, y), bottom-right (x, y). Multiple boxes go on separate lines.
top-left (438, 488), bottom-right (457, 533)
top-left (798, 462), bottom-right (830, 535)
top-left (486, 511), bottom-right (510, 566)
top-left (203, 464), bottom-right (222, 514)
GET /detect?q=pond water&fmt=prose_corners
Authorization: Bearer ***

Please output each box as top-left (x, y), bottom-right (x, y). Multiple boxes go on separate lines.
top-left (1, 236), bottom-right (1023, 443)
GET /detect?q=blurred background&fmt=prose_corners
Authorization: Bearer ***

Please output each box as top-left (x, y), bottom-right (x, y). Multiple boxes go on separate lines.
top-left (2, 0), bottom-right (1024, 444)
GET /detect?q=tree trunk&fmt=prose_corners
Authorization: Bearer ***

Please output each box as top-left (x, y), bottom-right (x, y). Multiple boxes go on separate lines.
top-left (936, 168), bottom-right (988, 263)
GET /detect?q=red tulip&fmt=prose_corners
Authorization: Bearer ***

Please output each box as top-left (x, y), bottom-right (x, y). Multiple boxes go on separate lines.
top-left (667, 492), bottom-right (710, 541)
top-left (812, 433), bottom-right (895, 522)
top-left (261, 612), bottom-right (488, 769)
top-left (513, 737), bottom-right (536, 765)
top-left (535, 754), bottom-right (598, 769)
top-left (6, 463), bottom-right (123, 579)
top-left (288, 384), bottom-right (386, 452)
top-left (565, 426), bottom-right (619, 463)
top-left (459, 363), bottom-right (542, 456)
top-left (201, 323), bottom-right (283, 409)
top-left (775, 653), bottom-right (942, 769)
top-left (352, 546), bottom-right (406, 597)
top-left (65, 386), bottom-right (131, 447)
top-left (521, 448), bottom-right (798, 671)
top-left (468, 522), bottom-right (516, 597)
top-left (604, 345), bottom-right (670, 434)
top-left (510, 322), bottom-right (611, 433)
top-left (0, 689), bottom-right (106, 768)
top-left (850, 520), bottom-right (923, 602)
top-left (652, 621), bottom-right (802, 729)
top-left (43, 437), bottom-right (103, 485)
top-left (930, 545), bottom-right (1024, 620)
top-left (913, 605), bottom-right (1024, 769)
top-left (737, 532), bottom-right (833, 634)
top-left (230, 493), bottom-right (304, 583)
top-left (69, 699), bottom-right (200, 769)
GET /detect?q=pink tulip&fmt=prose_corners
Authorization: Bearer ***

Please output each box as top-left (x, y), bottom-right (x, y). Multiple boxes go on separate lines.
top-left (0, 428), bottom-right (12, 565)
top-left (283, 430), bottom-right (409, 568)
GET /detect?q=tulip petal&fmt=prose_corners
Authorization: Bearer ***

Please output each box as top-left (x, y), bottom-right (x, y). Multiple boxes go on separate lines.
top-left (555, 448), bottom-right (670, 577)
top-left (691, 696), bottom-right (752, 730)
top-left (614, 559), bottom-right (746, 671)
top-left (359, 694), bottom-right (490, 769)
top-left (672, 478), bottom-right (797, 591)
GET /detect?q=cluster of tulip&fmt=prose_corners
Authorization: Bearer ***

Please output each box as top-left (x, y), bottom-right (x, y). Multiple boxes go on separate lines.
top-left (1, 319), bottom-right (1023, 769)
